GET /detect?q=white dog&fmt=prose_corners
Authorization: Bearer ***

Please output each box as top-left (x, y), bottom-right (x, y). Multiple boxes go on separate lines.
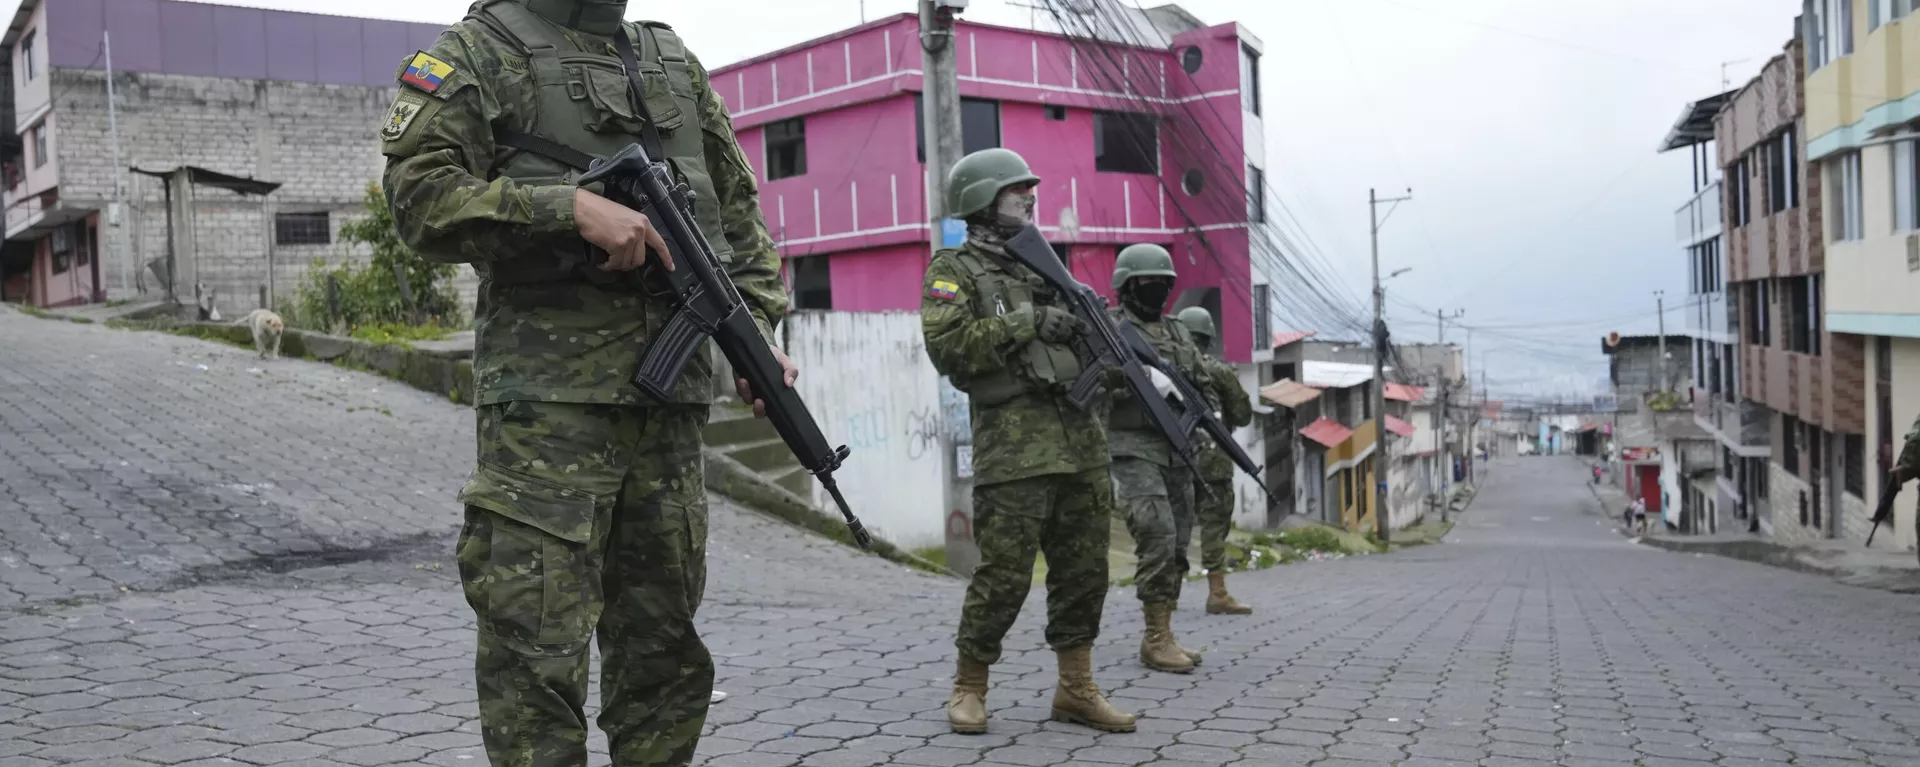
top-left (234, 308), bottom-right (285, 360)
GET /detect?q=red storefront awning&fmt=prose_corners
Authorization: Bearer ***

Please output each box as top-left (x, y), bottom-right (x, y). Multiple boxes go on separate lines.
top-left (1301, 417), bottom-right (1354, 448)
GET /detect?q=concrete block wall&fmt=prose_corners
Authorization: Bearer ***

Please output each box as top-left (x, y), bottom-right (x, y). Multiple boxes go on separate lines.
top-left (1769, 463), bottom-right (1818, 546)
top-left (49, 67), bottom-right (478, 318)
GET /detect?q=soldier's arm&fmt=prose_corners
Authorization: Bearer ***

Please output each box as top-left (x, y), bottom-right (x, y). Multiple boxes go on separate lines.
top-left (381, 28), bottom-right (577, 265)
top-left (921, 256), bottom-right (1034, 378)
top-left (1212, 359), bottom-right (1254, 428)
top-left (1895, 414), bottom-right (1920, 484)
top-left (688, 48), bottom-right (787, 343)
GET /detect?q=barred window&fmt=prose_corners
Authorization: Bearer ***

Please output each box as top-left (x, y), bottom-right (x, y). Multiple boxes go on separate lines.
top-left (275, 212), bottom-right (330, 246)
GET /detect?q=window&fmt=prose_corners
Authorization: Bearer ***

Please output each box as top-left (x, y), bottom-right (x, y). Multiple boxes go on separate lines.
top-left (1092, 110), bottom-right (1158, 174)
top-left (274, 211), bottom-right (331, 246)
top-left (764, 118), bottom-right (806, 180)
top-left (1253, 283), bottom-right (1270, 348)
top-left (1045, 104), bottom-right (1066, 122)
top-left (1785, 275), bottom-right (1818, 354)
top-left (1831, 151), bottom-right (1865, 241)
top-left (20, 30), bottom-right (34, 81)
top-left (1688, 238), bottom-right (1720, 295)
top-left (1758, 280), bottom-right (1772, 346)
top-left (1768, 129), bottom-right (1798, 214)
top-left (1846, 434), bottom-right (1865, 498)
top-left (915, 96), bottom-right (1001, 163)
top-left (49, 226), bottom-right (69, 275)
top-left (1898, 137), bottom-right (1920, 232)
top-left (1873, 0), bottom-right (1911, 28)
top-left (1811, 0), bottom-right (1854, 68)
top-left (1753, 456), bottom-right (1770, 500)
top-left (30, 123), bottom-right (45, 169)
top-left (1248, 165), bottom-right (1266, 223)
top-left (789, 254), bottom-right (831, 310)
top-left (1240, 44), bottom-right (1262, 117)
top-left (1729, 156), bottom-right (1752, 227)
top-left (1783, 413), bottom-right (1801, 474)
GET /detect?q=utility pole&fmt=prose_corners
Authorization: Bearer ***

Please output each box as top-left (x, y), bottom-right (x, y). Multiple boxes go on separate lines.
top-left (1655, 290), bottom-right (1669, 394)
top-left (1370, 187), bottom-right (1412, 543)
top-left (1434, 307), bottom-right (1463, 502)
top-left (104, 30), bottom-right (127, 299)
top-left (919, 0), bottom-right (965, 256)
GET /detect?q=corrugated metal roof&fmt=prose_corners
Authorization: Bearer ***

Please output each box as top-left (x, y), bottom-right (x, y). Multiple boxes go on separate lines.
top-left (1259, 379), bottom-right (1323, 409)
top-left (1384, 414), bottom-right (1417, 438)
top-left (1272, 330), bottom-right (1318, 349)
top-left (1301, 417), bottom-right (1353, 448)
top-left (1384, 383), bottom-right (1425, 402)
top-left (1302, 361), bottom-right (1375, 389)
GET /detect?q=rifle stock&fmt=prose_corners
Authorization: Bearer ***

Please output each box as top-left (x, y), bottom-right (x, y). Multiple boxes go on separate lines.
top-left (578, 143), bottom-right (872, 550)
top-left (1000, 225), bottom-right (1201, 477)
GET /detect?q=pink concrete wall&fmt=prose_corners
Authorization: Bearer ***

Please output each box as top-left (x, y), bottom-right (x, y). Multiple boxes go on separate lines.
top-left (31, 231), bottom-right (92, 308)
top-left (714, 15), bottom-right (1258, 360)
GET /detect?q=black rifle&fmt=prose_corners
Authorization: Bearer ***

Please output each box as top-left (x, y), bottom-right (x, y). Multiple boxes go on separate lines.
top-left (1868, 473), bottom-right (1900, 546)
top-left (1113, 321), bottom-right (1270, 493)
top-left (1000, 224), bottom-right (1201, 477)
top-left (577, 143), bottom-right (872, 550)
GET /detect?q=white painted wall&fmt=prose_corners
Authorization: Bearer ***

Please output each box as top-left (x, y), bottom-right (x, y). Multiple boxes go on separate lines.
top-left (1229, 363), bottom-right (1267, 530)
top-left (785, 311), bottom-right (948, 549)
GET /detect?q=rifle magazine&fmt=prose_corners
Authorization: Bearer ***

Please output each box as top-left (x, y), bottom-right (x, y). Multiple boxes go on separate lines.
top-left (632, 306), bottom-right (716, 401)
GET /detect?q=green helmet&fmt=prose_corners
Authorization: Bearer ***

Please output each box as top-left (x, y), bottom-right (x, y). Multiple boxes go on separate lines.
top-left (1177, 306), bottom-right (1216, 343)
top-left (1112, 243), bottom-right (1177, 292)
top-left (946, 148), bottom-right (1041, 218)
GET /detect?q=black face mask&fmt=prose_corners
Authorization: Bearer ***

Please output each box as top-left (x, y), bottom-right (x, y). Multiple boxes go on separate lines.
top-left (1124, 281), bottom-right (1172, 318)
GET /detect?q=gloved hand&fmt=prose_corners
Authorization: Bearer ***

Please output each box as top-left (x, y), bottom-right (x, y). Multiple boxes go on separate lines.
top-left (1036, 306), bottom-right (1084, 344)
top-left (1147, 367), bottom-right (1181, 402)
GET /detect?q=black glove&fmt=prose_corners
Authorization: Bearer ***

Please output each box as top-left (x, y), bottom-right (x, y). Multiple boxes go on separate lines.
top-left (1036, 307), bottom-right (1084, 344)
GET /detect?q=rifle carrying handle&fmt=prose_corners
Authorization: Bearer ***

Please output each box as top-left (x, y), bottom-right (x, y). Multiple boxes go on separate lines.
top-left (632, 308), bottom-right (710, 402)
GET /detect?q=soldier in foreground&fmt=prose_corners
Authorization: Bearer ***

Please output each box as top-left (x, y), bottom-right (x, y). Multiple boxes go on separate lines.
top-left (379, 1), bottom-right (796, 764)
top-left (921, 148), bottom-right (1136, 735)
top-left (1175, 307), bottom-right (1256, 615)
top-left (1108, 245), bottom-right (1208, 673)
top-left (1870, 412), bottom-right (1920, 550)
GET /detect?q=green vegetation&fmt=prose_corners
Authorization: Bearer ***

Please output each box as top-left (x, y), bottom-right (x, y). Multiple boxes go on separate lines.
top-left (350, 321), bottom-right (454, 347)
top-left (285, 183), bottom-right (464, 334)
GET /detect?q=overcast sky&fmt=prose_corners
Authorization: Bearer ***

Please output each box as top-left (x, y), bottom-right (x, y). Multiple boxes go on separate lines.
top-left (39, 0), bottom-right (1806, 400)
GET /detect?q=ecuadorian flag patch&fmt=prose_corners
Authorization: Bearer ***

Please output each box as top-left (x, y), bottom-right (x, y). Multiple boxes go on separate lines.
top-left (400, 51), bottom-right (454, 93)
top-left (928, 280), bottom-right (960, 301)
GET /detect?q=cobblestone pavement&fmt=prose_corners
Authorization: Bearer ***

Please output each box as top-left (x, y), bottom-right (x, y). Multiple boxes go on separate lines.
top-left (9, 310), bottom-right (1920, 766)
top-left (0, 307), bottom-right (471, 607)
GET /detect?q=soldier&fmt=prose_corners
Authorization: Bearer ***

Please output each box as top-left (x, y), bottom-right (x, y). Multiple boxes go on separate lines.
top-left (921, 147), bottom-right (1137, 735)
top-left (1108, 244), bottom-right (1208, 673)
top-left (1873, 412), bottom-right (1920, 549)
top-left (379, 2), bottom-right (797, 765)
top-left (1174, 306), bottom-right (1256, 615)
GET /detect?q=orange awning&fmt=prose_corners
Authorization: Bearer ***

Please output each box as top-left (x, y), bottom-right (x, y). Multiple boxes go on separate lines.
top-left (1384, 414), bottom-right (1417, 438)
top-left (1259, 378), bottom-right (1323, 409)
top-left (1301, 417), bottom-right (1353, 448)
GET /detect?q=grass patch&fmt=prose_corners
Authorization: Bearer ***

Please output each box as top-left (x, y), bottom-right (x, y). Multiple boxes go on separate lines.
top-left (1248, 527), bottom-right (1357, 555)
top-left (349, 322), bottom-right (454, 347)
top-left (910, 546), bottom-right (948, 571)
top-left (15, 305), bottom-right (94, 324)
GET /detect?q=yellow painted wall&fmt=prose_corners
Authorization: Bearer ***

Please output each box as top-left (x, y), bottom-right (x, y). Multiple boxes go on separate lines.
top-left (1332, 420), bottom-right (1380, 533)
top-left (1809, 5), bottom-right (1920, 149)
top-left (1825, 138), bottom-right (1920, 317)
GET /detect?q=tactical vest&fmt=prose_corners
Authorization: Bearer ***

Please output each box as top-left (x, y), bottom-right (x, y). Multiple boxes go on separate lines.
top-left (1108, 311), bottom-right (1201, 431)
top-left (944, 246), bottom-right (1084, 407)
top-left (472, 0), bottom-right (732, 285)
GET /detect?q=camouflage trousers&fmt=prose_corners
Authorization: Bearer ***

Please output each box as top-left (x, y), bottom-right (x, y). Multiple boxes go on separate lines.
top-left (1111, 457), bottom-right (1194, 604)
top-left (455, 400), bottom-right (713, 767)
top-left (1194, 478), bottom-right (1235, 572)
top-left (955, 467), bottom-right (1115, 664)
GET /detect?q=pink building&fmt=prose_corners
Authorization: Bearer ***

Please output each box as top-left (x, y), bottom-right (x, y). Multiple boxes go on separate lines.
top-left (714, 9), bottom-right (1269, 362)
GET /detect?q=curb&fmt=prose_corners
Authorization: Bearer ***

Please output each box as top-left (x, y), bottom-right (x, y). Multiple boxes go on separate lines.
top-left (703, 451), bottom-right (956, 577)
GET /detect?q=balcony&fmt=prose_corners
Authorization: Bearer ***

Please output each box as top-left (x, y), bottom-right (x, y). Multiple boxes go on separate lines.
top-left (1676, 180), bottom-right (1723, 247)
top-left (1693, 389), bottom-right (1771, 454)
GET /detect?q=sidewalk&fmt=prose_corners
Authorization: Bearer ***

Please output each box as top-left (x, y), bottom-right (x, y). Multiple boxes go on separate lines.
top-left (1575, 457), bottom-right (1920, 593)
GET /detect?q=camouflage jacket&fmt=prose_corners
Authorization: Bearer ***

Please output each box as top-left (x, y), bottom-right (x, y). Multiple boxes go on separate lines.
top-left (1194, 354), bottom-right (1253, 483)
top-left (921, 243), bottom-right (1112, 487)
top-left (1106, 306), bottom-right (1205, 467)
top-left (1897, 412), bottom-right (1920, 482)
top-left (379, 1), bottom-right (786, 407)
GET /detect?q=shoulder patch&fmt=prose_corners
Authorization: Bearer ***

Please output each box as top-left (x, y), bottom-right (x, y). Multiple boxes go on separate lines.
top-left (928, 280), bottom-right (961, 302)
top-left (381, 92), bottom-right (428, 141)
top-left (400, 50), bottom-right (455, 94)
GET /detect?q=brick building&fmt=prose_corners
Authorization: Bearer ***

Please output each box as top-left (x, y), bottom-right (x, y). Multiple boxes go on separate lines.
top-left (0, 0), bottom-right (452, 312)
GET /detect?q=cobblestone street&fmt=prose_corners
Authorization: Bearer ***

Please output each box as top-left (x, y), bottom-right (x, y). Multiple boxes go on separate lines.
top-left (7, 308), bottom-right (1920, 766)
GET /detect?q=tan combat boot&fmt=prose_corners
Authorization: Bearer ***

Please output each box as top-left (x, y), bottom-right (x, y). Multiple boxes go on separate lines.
top-left (1138, 603), bottom-right (1195, 673)
top-left (1050, 645), bottom-right (1137, 732)
top-left (946, 655), bottom-right (990, 734)
top-left (1206, 571), bottom-right (1253, 615)
top-left (1170, 599), bottom-right (1202, 665)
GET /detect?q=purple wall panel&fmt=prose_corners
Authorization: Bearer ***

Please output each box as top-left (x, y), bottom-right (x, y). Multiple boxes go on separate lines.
top-left (157, 1), bottom-right (218, 78)
top-left (213, 5), bottom-right (267, 80)
top-left (360, 20), bottom-right (412, 86)
top-left (311, 14), bottom-right (365, 86)
top-left (264, 12), bottom-right (317, 83)
top-left (32, 0), bottom-right (444, 88)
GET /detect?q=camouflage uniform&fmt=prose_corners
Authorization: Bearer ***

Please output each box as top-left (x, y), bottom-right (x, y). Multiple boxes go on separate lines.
top-left (924, 147), bottom-right (1134, 736)
top-left (1192, 358), bottom-right (1254, 573)
top-left (380, 1), bottom-right (786, 764)
top-left (1107, 306), bottom-right (1205, 609)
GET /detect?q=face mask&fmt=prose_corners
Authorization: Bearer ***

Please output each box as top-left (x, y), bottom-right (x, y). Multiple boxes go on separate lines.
top-left (993, 190), bottom-right (1036, 230)
top-left (1125, 281), bottom-right (1172, 316)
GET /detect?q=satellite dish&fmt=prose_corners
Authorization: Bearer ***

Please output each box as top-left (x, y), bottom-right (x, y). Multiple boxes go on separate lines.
top-left (1606, 332), bottom-right (1620, 348)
